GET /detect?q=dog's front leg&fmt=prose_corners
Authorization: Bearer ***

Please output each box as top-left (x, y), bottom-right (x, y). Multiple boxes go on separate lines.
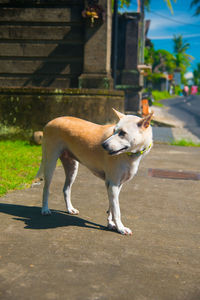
top-left (106, 182), bottom-right (132, 235)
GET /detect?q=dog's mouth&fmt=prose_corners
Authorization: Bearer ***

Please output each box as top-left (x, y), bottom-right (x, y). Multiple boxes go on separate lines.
top-left (108, 146), bottom-right (129, 155)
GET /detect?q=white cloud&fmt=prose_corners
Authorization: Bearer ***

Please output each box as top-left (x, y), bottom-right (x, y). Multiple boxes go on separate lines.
top-left (150, 33), bottom-right (200, 40)
top-left (184, 72), bottom-right (194, 79)
top-left (146, 11), bottom-right (200, 40)
top-left (147, 16), bottom-right (176, 31)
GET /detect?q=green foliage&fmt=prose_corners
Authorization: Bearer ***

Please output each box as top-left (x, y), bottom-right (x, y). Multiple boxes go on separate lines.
top-left (151, 90), bottom-right (174, 107)
top-left (172, 35), bottom-right (193, 83)
top-left (112, 0), bottom-right (131, 8)
top-left (145, 45), bottom-right (176, 74)
top-left (145, 34), bottom-right (193, 87)
top-left (119, 0), bottom-right (131, 7)
top-left (173, 34), bottom-right (190, 54)
top-left (0, 140), bottom-right (42, 196)
top-left (193, 63), bottom-right (200, 85)
top-left (117, 0), bottom-right (176, 12)
top-left (170, 139), bottom-right (200, 147)
top-left (174, 85), bottom-right (182, 95)
top-left (190, 0), bottom-right (200, 15)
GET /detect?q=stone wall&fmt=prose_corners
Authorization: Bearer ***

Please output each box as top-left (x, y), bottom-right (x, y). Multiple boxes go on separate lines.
top-left (0, 0), bottom-right (84, 88)
top-left (116, 13), bottom-right (142, 112)
top-left (0, 88), bottom-right (124, 130)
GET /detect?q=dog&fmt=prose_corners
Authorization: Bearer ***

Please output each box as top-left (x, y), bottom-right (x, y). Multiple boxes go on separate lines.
top-left (36, 109), bottom-right (153, 235)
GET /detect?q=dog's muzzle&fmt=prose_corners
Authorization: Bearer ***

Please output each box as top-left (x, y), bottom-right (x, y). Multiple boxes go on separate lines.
top-left (102, 141), bottom-right (128, 155)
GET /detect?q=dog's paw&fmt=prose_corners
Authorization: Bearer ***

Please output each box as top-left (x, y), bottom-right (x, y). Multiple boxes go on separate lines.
top-left (67, 208), bottom-right (79, 215)
top-left (107, 221), bottom-right (117, 231)
top-left (41, 208), bottom-right (52, 216)
top-left (118, 226), bottom-right (132, 235)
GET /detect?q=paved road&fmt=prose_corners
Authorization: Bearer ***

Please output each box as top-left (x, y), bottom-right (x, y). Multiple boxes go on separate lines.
top-left (152, 95), bottom-right (200, 143)
top-left (0, 144), bottom-right (200, 300)
top-left (163, 95), bottom-right (200, 128)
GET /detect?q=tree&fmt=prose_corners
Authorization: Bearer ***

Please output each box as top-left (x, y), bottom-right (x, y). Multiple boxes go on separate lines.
top-left (193, 63), bottom-right (200, 85)
top-left (173, 34), bottom-right (190, 54)
top-left (154, 49), bottom-right (176, 73)
top-left (173, 35), bottom-right (193, 84)
top-left (118, 0), bottom-right (176, 13)
top-left (190, 0), bottom-right (200, 16)
top-left (145, 46), bottom-right (175, 72)
top-left (144, 35), bottom-right (193, 88)
top-left (144, 44), bottom-right (177, 88)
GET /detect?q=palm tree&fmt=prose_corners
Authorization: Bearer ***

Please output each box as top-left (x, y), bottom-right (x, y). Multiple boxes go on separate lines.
top-left (119, 0), bottom-right (176, 13)
top-left (147, 0), bottom-right (176, 13)
top-left (173, 35), bottom-right (193, 80)
top-left (190, 0), bottom-right (200, 15)
top-left (173, 35), bottom-right (190, 55)
top-left (193, 63), bottom-right (200, 85)
top-left (120, 0), bottom-right (200, 16)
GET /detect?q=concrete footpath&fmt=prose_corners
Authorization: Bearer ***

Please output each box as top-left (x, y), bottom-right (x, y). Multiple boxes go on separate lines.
top-left (0, 144), bottom-right (200, 300)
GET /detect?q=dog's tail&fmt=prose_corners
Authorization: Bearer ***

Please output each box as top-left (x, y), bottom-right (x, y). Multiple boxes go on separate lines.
top-left (36, 159), bottom-right (44, 180)
top-left (35, 139), bottom-right (45, 180)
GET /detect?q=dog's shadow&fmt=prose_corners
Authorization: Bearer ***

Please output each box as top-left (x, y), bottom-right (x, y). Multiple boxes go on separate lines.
top-left (0, 203), bottom-right (107, 231)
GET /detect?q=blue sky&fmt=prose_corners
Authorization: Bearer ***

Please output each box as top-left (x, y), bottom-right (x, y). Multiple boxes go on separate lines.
top-left (120, 0), bottom-right (200, 72)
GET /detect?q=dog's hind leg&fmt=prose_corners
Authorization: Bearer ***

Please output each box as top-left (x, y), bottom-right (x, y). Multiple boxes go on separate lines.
top-left (60, 151), bottom-right (79, 215)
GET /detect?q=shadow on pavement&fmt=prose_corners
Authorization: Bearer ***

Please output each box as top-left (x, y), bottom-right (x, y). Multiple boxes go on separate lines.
top-left (0, 203), bottom-right (107, 231)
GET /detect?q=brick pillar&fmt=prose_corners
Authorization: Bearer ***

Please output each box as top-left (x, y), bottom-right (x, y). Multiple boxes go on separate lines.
top-left (79, 0), bottom-right (113, 89)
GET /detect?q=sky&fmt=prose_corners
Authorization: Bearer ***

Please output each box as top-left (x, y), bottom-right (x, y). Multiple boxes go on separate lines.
top-left (120, 0), bottom-right (200, 72)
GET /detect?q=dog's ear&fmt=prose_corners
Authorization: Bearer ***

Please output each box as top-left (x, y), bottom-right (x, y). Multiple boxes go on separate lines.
top-left (112, 108), bottom-right (125, 120)
top-left (138, 112), bottom-right (153, 129)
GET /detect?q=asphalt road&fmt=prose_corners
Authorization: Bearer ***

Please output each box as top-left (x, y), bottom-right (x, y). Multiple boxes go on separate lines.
top-left (162, 95), bottom-right (200, 128)
top-left (1, 144), bottom-right (200, 300)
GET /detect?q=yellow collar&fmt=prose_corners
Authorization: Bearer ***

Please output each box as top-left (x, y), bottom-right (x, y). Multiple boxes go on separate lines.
top-left (127, 143), bottom-right (152, 157)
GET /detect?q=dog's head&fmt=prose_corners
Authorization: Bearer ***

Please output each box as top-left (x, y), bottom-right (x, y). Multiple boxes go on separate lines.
top-left (102, 109), bottom-right (153, 156)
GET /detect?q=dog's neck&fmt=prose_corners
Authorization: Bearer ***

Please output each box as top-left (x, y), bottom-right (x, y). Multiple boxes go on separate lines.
top-left (126, 143), bottom-right (152, 158)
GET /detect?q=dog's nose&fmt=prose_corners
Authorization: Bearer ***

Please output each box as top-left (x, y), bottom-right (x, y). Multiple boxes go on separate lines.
top-left (102, 141), bottom-right (108, 151)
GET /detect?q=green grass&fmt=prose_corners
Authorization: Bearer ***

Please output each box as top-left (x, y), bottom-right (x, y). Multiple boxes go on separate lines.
top-left (0, 140), bottom-right (42, 196)
top-left (152, 90), bottom-right (175, 107)
top-left (170, 139), bottom-right (200, 147)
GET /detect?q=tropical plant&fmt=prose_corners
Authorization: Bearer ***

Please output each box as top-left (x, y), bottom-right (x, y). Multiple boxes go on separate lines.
top-left (145, 45), bottom-right (176, 73)
top-left (154, 49), bottom-right (176, 73)
top-left (173, 35), bottom-right (193, 77)
top-left (144, 45), bottom-right (176, 89)
top-left (173, 34), bottom-right (190, 54)
top-left (193, 63), bottom-right (200, 85)
top-left (190, 0), bottom-right (200, 15)
top-left (116, 0), bottom-right (176, 13)
top-left (144, 35), bottom-right (193, 88)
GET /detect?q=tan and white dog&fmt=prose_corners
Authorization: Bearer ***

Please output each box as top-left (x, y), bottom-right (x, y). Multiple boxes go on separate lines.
top-left (36, 109), bottom-right (153, 235)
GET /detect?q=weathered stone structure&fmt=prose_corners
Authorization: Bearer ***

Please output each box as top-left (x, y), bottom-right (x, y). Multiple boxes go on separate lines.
top-left (0, 0), bottom-right (123, 128)
top-left (79, 0), bottom-right (113, 89)
top-left (116, 13), bottom-right (142, 112)
top-left (0, 88), bottom-right (124, 130)
top-left (0, 0), bottom-right (84, 88)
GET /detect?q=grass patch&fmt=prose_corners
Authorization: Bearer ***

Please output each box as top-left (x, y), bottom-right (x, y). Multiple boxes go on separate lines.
top-left (0, 140), bottom-right (42, 196)
top-left (170, 139), bottom-right (200, 147)
top-left (152, 90), bottom-right (175, 107)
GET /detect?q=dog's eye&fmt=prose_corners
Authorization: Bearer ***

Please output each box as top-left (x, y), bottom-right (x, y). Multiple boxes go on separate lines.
top-left (118, 130), bottom-right (126, 137)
